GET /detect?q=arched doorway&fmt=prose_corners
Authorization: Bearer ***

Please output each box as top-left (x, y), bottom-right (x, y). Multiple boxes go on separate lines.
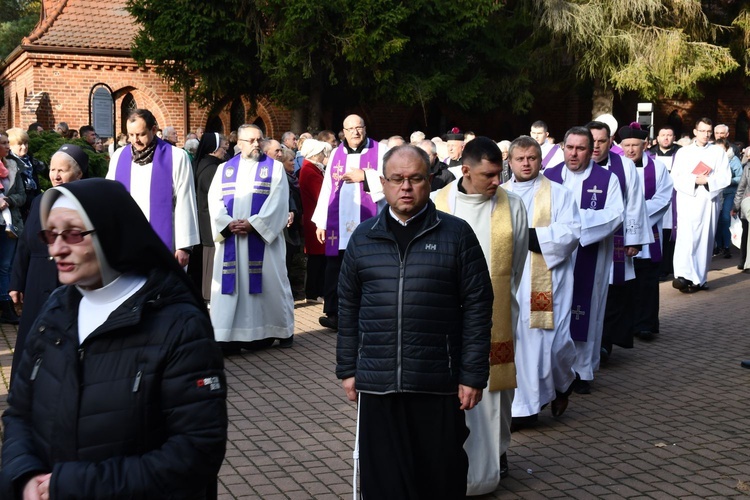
top-left (120, 93), bottom-right (137, 134)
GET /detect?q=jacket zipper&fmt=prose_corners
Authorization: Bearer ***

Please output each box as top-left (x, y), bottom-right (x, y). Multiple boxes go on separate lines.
top-left (30, 357), bottom-right (42, 381)
top-left (392, 217), bottom-right (441, 392)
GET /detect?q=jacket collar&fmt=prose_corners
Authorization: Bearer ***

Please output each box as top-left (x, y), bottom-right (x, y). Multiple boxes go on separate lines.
top-left (366, 200), bottom-right (441, 240)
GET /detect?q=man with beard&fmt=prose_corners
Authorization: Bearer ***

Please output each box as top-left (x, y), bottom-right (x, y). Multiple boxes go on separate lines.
top-left (107, 108), bottom-right (199, 267)
top-left (207, 124), bottom-right (294, 353)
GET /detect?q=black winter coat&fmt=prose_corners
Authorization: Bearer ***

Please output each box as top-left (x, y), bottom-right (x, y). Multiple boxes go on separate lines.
top-left (336, 201), bottom-right (493, 395)
top-left (8, 196), bottom-right (56, 379)
top-left (1, 268), bottom-right (227, 499)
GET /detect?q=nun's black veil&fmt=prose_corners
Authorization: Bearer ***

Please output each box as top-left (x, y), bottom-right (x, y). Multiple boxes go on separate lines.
top-left (40, 178), bottom-right (207, 314)
top-left (194, 132), bottom-right (220, 171)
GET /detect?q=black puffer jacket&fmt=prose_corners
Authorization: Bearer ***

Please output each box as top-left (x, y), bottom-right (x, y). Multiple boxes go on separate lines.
top-left (336, 201), bottom-right (493, 394)
top-left (1, 268), bottom-right (227, 499)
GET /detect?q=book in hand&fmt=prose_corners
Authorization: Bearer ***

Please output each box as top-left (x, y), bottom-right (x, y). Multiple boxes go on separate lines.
top-left (691, 161), bottom-right (712, 176)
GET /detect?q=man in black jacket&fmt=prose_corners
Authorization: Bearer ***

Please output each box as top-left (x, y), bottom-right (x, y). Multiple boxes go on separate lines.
top-left (336, 145), bottom-right (493, 499)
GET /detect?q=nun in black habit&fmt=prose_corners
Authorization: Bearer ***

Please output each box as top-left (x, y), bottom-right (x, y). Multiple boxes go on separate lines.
top-left (1, 178), bottom-right (227, 499)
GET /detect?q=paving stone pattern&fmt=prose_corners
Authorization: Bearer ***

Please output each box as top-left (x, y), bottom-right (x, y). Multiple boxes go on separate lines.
top-left (1, 259), bottom-right (749, 499)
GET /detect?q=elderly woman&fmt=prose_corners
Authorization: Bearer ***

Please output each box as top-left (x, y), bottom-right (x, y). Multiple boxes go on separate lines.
top-left (0, 132), bottom-right (26, 324)
top-left (9, 145), bottom-right (88, 380)
top-left (1, 178), bottom-right (227, 499)
top-left (298, 139), bottom-right (330, 302)
top-left (6, 127), bottom-right (43, 222)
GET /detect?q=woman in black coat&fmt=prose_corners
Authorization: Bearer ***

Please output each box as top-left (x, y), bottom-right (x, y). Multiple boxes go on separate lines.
top-left (8, 144), bottom-right (88, 381)
top-left (188, 132), bottom-right (228, 300)
top-left (1, 178), bottom-right (227, 499)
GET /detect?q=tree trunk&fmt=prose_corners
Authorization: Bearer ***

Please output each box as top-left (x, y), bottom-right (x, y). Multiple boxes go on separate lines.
top-left (591, 78), bottom-right (613, 120)
top-left (290, 107), bottom-right (306, 135)
top-left (307, 75), bottom-right (323, 132)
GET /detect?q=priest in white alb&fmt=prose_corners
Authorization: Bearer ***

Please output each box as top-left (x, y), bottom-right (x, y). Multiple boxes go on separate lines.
top-left (433, 137), bottom-right (528, 495)
top-left (543, 127), bottom-right (624, 395)
top-left (671, 117), bottom-right (731, 293)
top-left (107, 108), bottom-right (199, 266)
top-left (502, 136), bottom-right (580, 427)
top-left (207, 124), bottom-right (294, 353)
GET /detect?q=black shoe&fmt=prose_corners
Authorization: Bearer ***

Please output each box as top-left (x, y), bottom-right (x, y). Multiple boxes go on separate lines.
top-left (500, 453), bottom-right (508, 479)
top-left (680, 284), bottom-right (700, 294)
top-left (672, 277), bottom-right (691, 290)
top-left (742, 360), bottom-right (750, 369)
top-left (510, 414), bottom-right (538, 432)
top-left (637, 331), bottom-right (655, 341)
top-left (724, 248), bottom-right (732, 259)
top-left (551, 389), bottom-right (570, 417)
top-left (319, 315), bottom-right (338, 331)
top-left (278, 336), bottom-right (294, 348)
top-left (572, 378), bottom-right (591, 395)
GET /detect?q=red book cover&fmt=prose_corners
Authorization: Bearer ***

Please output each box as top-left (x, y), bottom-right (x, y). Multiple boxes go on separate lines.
top-left (691, 161), bottom-right (712, 176)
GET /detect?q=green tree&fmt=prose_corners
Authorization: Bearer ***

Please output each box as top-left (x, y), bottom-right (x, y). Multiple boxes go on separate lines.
top-left (525, 0), bottom-right (744, 118)
top-left (127, 0), bottom-right (534, 130)
top-left (0, 0), bottom-right (40, 60)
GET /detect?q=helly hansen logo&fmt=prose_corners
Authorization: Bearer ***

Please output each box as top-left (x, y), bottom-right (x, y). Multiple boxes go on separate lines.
top-left (197, 376), bottom-right (221, 391)
top-left (425, 243), bottom-right (437, 251)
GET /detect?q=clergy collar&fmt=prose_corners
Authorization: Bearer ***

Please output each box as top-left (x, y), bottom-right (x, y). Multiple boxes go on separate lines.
top-left (344, 138), bottom-right (369, 154)
top-left (388, 203), bottom-right (428, 226)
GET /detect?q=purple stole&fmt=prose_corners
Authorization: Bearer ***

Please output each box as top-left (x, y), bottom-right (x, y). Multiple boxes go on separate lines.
top-left (541, 145), bottom-right (560, 169)
top-left (610, 143), bottom-right (624, 156)
top-left (220, 153), bottom-right (275, 294)
top-left (545, 163), bottom-right (611, 341)
top-left (641, 155), bottom-right (662, 262)
top-left (606, 153), bottom-right (628, 285)
top-left (115, 138), bottom-right (174, 250)
top-left (325, 138), bottom-right (379, 256)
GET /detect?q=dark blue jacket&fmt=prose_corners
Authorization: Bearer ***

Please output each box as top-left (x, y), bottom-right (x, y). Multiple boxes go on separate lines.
top-left (336, 201), bottom-right (493, 395)
top-left (1, 268), bottom-right (227, 499)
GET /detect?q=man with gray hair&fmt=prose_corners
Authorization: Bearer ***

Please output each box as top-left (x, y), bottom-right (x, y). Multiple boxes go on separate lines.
top-left (410, 130), bottom-right (426, 144)
top-left (282, 131), bottom-right (298, 152)
top-left (208, 124), bottom-right (294, 352)
top-left (161, 126), bottom-right (179, 146)
top-left (417, 139), bottom-right (454, 191)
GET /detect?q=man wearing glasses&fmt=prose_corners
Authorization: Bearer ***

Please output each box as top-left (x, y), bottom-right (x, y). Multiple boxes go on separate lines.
top-left (671, 117), bottom-right (731, 293)
top-left (207, 124), bottom-right (294, 353)
top-left (311, 114), bottom-right (386, 331)
top-left (337, 144), bottom-right (493, 498)
top-left (432, 137), bottom-right (528, 494)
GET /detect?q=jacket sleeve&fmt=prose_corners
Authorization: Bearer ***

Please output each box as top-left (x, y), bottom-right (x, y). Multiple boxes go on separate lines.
top-left (456, 222), bottom-right (493, 389)
top-left (50, 311), bottom-right (228, 499)
top-left (1, 328), bottom-right (52, 498)
top-left (336, 236), bottom-right (362, 380)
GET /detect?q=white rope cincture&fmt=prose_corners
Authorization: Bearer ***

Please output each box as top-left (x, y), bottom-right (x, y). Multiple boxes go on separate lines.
top-left (352, 392), bottom-right (361, 500)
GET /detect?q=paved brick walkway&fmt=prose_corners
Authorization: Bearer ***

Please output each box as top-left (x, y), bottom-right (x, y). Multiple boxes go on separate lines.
top-left (2, 257), bottom-right (750, 498)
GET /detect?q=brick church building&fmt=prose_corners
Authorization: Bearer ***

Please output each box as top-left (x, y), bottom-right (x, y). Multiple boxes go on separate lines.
top-left (0, 0), bottom-right (294, 145)
top-left (1, 0), bottom-right (749, 146)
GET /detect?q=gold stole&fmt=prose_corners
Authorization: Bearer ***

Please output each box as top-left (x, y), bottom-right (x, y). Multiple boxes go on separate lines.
top-left (434, 185), bottom-right (515, 391)
top-left (529, 176), bottom-right (555, 329)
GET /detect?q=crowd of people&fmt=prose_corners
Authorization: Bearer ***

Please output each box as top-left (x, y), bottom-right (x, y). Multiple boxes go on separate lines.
top-left (0, 107), bottom-right (747, 498)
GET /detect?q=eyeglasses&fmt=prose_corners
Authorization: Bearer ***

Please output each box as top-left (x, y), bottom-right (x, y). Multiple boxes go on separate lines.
top-left (344, 126), bottom-right (365, 133)
top-left (238, 138), bottom-right (262, 144)
top-left (384, 175), bottom-right (428, 186)
top-left (38, 229), bottom-right (96, 245)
